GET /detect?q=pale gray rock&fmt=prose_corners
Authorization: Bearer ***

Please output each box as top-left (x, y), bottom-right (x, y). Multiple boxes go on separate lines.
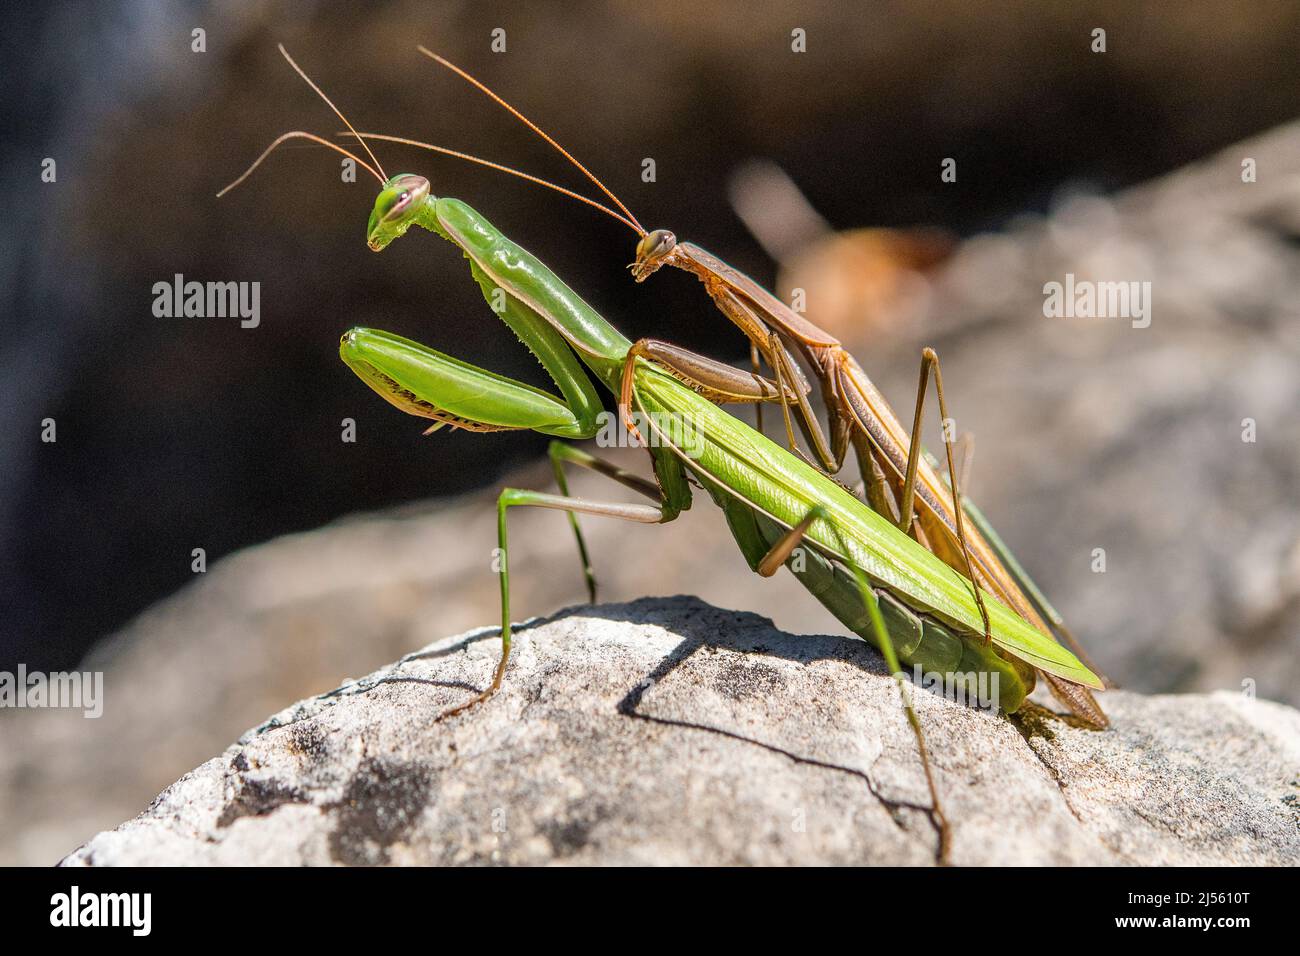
top-left (61, 597), bottom-right (1300, 866)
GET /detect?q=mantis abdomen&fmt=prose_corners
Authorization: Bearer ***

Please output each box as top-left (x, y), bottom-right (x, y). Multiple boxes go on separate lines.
top-left (721, 498), bottom-right (1030, 713)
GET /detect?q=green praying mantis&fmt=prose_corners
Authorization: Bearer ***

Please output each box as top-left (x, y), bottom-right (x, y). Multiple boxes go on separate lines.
top-left (219, 46), bottom-right (1106, 862)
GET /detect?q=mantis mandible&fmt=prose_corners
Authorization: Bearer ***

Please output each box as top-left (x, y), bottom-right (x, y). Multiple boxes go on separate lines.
top-left (341, 48), bottom-right (1108, 728)
top-left (218, 46), bottom-right (1105, 862)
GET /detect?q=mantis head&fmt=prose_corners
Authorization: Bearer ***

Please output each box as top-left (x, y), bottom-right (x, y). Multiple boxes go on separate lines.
top-left (630, 229), bottom-right (678, 281)
top-left (367, 174), bottom-right (432, 252)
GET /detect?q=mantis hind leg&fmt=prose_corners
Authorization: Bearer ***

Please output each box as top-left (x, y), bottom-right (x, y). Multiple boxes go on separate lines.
top-left (896, 348), bottom-right (992, 646)
top-left (754, 505), bottom-right (952, 865)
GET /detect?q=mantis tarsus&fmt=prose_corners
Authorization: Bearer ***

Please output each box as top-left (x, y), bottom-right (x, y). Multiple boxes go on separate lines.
top-left (341, 47), bottom-right (1110, 728)
top-left (220, 45), bottom-right (1106, 862)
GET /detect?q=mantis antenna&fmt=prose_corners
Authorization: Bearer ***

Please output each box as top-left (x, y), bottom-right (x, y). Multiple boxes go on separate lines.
top-left (217, 131), bottom-right (384, 197)
top-left (217, 44), bottom-right (389, 198)
top-left (339, 131), bottom-right (643, 235)
top-left (415, 46), bottom-right (645, 236)
top-left (278, 44), bottom-right (387, 182)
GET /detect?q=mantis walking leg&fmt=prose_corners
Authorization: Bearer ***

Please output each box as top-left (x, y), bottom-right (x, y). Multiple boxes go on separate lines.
top-left (896, 348), bottom-right (992, 644)
top-left (548, 440), bottom-right (663, 603)
top-left (753, 504), bottom-right (951, 864)
top-left (704, 280), bottom-right (840, 471)
top-left (440, 476), bottom-right (676, 721)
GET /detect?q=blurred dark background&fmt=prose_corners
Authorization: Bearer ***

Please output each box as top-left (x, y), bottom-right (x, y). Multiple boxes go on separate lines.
top-left (4, 0), bottom-right (1300, 672)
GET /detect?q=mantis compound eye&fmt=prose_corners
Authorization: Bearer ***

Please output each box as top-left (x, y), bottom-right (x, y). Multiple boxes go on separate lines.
top-left (636, 229), bottom-right (677, 262)
top-left (378, 174), bottom-right (431, 223)
top-left (368, 174), bottom-right (433, 251)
